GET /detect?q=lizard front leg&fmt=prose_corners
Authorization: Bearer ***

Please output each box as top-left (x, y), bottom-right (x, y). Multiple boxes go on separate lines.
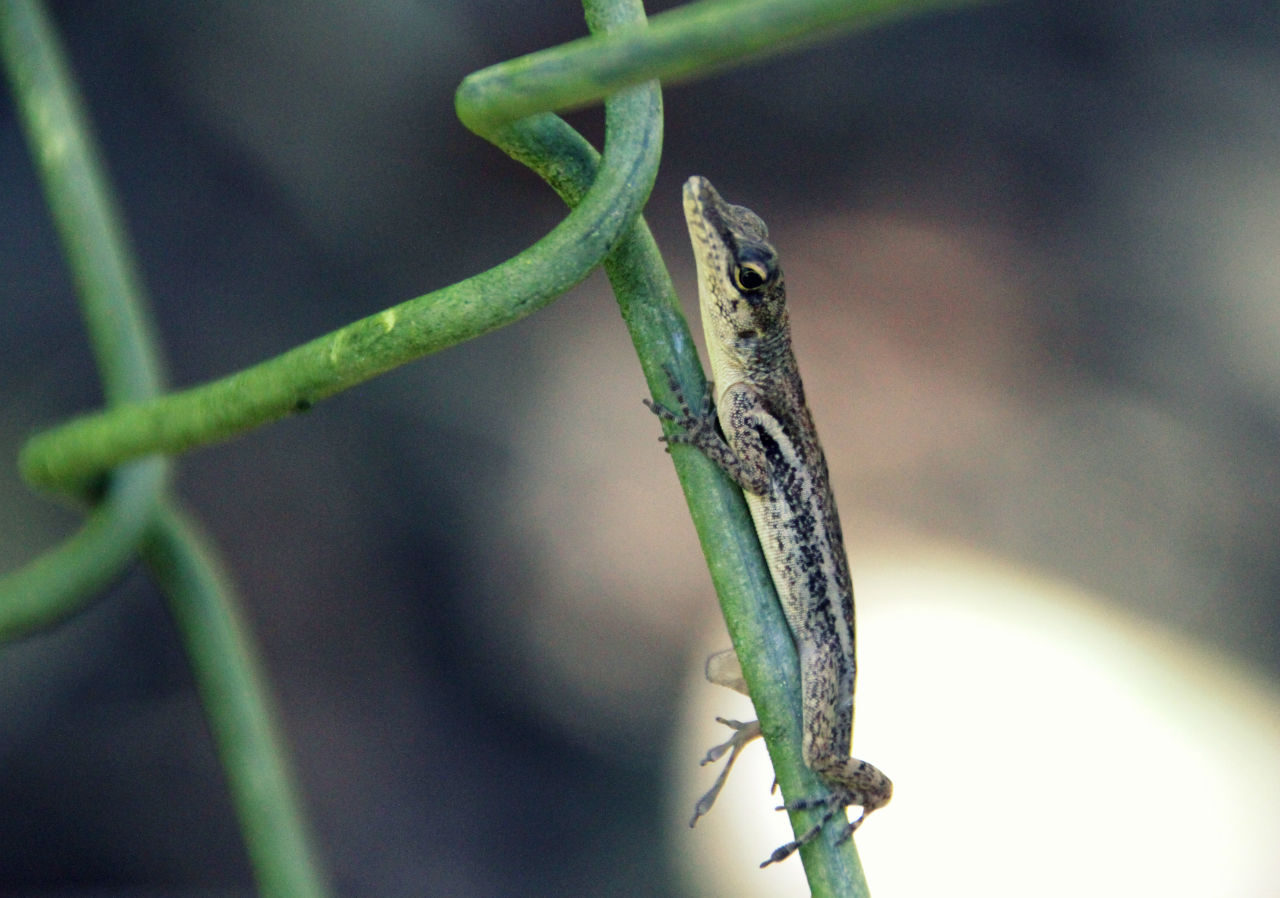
top-left (644, 374), bottom-right (770, 496)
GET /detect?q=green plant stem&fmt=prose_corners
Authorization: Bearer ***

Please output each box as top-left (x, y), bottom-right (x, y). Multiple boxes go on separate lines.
top-left (0, 458), bottom-right (167, 638)
top-left (5, 5), bottom-right (331, 893)
top-left (484, 2), bottom-right (874, 886)
top-left (18, 50), bottom-right (662, 498)
top-left (473, 3), bottom-right (874, 878)
top-left (0, 0), bottom-right (170, 628)
top-left (19, 0), bottom-right (972, 500)
top-left (519, 1), bottom-right (873, 889)
top-left (0, 0), bottom-right (164, 406)
top-left (142, 503), bottom-right (329, 898)
top-left (459, 0), bottom-right (969, 135)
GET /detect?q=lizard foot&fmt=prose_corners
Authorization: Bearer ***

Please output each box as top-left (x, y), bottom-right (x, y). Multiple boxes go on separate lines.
top-left (759, 792), bottom-right (864, 867)
top-left (643, 369), bottom-right (717, 452)
top-left (688, 716), bottom-right (762, 827)
top-left (761, 772), bottom-right (891, 868)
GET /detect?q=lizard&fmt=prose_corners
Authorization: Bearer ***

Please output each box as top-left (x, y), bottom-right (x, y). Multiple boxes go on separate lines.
top-left (645, 176), bottom-right (892, 867)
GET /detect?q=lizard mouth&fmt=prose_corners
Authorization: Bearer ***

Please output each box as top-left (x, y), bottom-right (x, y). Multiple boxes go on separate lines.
top-left (683, 175), bottom-right (726, 243)
top-left (682, 175), bottom-right (720, 250)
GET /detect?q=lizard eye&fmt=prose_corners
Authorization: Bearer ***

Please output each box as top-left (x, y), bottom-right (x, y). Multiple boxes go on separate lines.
top-left (734, 262), bottom-right (769, 292)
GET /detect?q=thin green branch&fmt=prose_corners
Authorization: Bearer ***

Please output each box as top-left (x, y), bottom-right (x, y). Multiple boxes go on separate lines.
top-left (482, 4), bottom-right (879, 888)
top-left (19, 89), bottom-right (660, 500)
top-left (459, 0), bottom-right (971, 134)
top-left (0, 458), bottom-right (167, 639)
top-left (20, 0), bottom-right (975, 499)
top-left (0, 0), bottom-right (170, 625)
top-left (4, 5), bottom-right (332, 892)
top-left (16, 0), bottom-right (680, 498)
top-left (0, 0), bottom-right (164, 407)
top-left (142, 503), bottom-right (329, 898)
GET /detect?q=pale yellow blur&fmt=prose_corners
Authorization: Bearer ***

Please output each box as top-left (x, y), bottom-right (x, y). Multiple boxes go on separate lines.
top-left (674, 538), bottom-right (1280, 897)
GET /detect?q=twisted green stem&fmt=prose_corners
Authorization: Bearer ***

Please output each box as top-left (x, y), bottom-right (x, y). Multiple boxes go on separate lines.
top-left (458, 0), bottom-right (964, 134)
top-left (18, 35), bottom-right (665, 495)
top-left (18, 0), bottom-right (967, 498)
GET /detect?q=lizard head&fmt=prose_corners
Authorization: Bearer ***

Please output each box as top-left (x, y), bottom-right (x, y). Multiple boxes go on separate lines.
top-left (683, 176), bottom-right (790, 384)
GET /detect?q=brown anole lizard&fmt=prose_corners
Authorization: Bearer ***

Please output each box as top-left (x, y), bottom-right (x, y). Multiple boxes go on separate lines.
top-left (646, 176), bottom-right (892, 866)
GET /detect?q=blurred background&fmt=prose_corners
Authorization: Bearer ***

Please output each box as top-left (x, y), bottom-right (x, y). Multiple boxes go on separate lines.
top-left (2, 0), bottom-right (1279, 895)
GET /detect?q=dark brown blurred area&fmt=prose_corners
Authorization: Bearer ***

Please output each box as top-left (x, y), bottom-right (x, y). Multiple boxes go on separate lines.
top-left (2, 1), bottom-right (1278, 894)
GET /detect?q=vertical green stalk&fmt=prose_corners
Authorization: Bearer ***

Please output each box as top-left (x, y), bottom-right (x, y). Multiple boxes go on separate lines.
top-left (2, 3), bottom-right (331, 894)
top-left (0, 0), bottom-right (169, 627)
top-left (0, 0), bottom-right (162, 406)
top-left (143, 504), bottom-right (329, 898)
top-left (510, 4), bottom-right (872, 890)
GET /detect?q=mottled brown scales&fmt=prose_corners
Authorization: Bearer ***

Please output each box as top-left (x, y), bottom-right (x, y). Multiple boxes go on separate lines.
top-left (646, 176), bottom-right (891, 867)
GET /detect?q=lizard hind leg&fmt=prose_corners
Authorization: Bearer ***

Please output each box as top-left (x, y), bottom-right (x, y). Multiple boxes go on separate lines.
top-left (760, 820), bottom-right (827, 868)
top-left (688, 717), bottom-right (762, 827)
top-left (761, 758), bottom-right (893, 866)
top-left (760, 794), bottom-right (865, 867)
top-left (689, 648), bottom-right (763, 826)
